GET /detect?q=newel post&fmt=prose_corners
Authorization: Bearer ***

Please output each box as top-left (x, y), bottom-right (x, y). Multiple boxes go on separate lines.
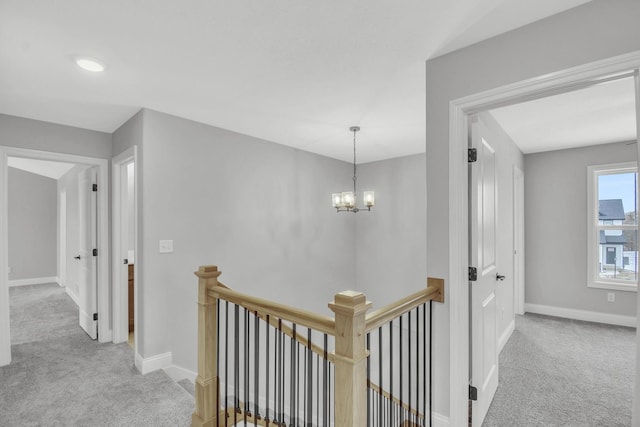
top-left (329, 291), bottom-right (372, 427)
top-left (192, 265), bottom-right (222, 427)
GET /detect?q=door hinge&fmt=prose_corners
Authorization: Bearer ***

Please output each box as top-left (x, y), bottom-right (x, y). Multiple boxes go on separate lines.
top-left (92, 248), bottom-right (98, 257)
top-left (469, 385), bottom-right (478, 401)
top-left (93, 313), bottom-right (98, 321)
top-left (468, 148), bottom-right (477, 163)
top-left (92, 184), bottom-right (98, 192)
top-left (469, 267), bottom-right (478, 281)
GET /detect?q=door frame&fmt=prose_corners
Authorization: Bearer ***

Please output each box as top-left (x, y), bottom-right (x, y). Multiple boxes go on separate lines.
top-left (0, 146), bottom-right (110, 366)
top-left (513, 165), bottom-right (525, 316)
top-left (449, 50), bottom-right (640, 426)
top-left (112, 146), bottom-right (137, 349)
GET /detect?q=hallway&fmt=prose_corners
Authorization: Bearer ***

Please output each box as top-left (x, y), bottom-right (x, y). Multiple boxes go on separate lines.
top-left (0, 283), bottom-right (193, 426)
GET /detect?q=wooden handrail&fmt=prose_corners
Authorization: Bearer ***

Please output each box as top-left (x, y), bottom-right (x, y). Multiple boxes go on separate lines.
top-left (365, 277), bottom-right (444, 333)
top-left (210, 282), bottom-right (336, 336)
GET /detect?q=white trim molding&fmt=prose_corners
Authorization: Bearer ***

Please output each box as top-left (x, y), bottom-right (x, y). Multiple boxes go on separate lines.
top-left (8, 276), bottom-right (58, 287)
top-left (164, 365), bottom-right (198, 383)
top-left (498, 319), bottom-right (516, 354)
top-left (135, 351), bottom-right (173, 375)
top-left (524, 303), bottom-right (637, 328)
top-left (448, 50), bottom-right (640, 426)
top-left (65, 287), bottom-right (80, 306)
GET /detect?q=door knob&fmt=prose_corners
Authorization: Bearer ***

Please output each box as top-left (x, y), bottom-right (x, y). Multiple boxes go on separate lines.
top-left (74, 255), bottom-right (81, 260)
top-left (496, 273), bottom-right (505, 281)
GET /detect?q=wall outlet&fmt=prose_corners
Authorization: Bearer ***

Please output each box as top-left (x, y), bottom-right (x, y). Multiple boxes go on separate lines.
top-left (607, 292), bottom-right (615, 303)
top-left (159, 240), bottom-right (174, 253)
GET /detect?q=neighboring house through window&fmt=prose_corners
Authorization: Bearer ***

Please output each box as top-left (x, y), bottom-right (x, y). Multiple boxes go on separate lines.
top-left (588, 162), bottom-right (638, 291)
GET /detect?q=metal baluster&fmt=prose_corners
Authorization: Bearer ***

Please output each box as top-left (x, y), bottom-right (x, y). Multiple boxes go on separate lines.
top-left (254, 312), bottom-right (259, 426)
top-left (389, 320), bottom-right (393, 426)
top-left (366, 333), bottom-right (371, 427)
top-left (245, 308), bottom-right (249, 426)
top-left (306, 328), bottom-right (312, 427)
top-left (216, 299), bottom-right (220, 423)
top-left (276, 319), bottom-right (284, 425)
top-left (415, 307), bottom-right (420, 425)
top-left (323, 334), bottom-right (328, 426)
top-left (422, 304), bottom-right (427, 427)
top-left (399, 314), bottom-right (404, 425)
top-left (429, 300), bottom-right (433, 427)
top-left (408, 309), bottom-right (412, 425)
top-left (291, 324), bottom-right (297, 426)
top-left (378, 326), bottom-right (383, 425)
top-left (225, 301), bottom-right (229, 424)
top-left (266, 315), bottom-right (270, 425)
top-left (316, 353), bottom-right (319, 427)
top-left (234, 304), bottom-right (239, 425)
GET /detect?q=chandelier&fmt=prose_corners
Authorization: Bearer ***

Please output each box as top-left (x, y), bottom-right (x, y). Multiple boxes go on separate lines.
top-left (332, 126), bottom-right (375, 213)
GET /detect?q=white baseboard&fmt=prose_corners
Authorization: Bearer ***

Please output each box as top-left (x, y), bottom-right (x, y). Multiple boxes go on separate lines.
top-left (65, 287), bottom-right (79, 306)
top-left (135, 351), bottom-right (173, 375)
top-left (498, 319), bottom-right (515, 354)
top-left (8, 276), bottom-right (58, 287)
top-left (432, 412), bottom-right (449, 427)
top-left (164, 364), bottom-right (197, 383)
top-left (524, 303), bottom-right (637, 328)
top-left (56, 277), bottom-right (64, 287)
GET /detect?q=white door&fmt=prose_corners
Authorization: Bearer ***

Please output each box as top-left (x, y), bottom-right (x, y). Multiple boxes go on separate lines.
top-left (469, 115), bottom-right (499, 426)
top-left (78, 167), bottom-right (98, 339)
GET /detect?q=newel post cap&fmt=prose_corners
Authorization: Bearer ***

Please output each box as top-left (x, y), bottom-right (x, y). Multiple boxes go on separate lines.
top-left (194, 265), bottom-right (222, 279)
top-left (328, 290), bottom-right (371, 316)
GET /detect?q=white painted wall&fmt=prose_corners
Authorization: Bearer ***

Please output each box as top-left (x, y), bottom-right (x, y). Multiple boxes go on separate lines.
top-left (525, 141), bottom-right (638, 317)
top-left (425, 0), bottom-right (640, 419)
top-left (355, 153), bottom-right (427, 303)
top-left (7, 167), bottom-right (57, 281)
top-left (137, 109), bottom-right (356, 370)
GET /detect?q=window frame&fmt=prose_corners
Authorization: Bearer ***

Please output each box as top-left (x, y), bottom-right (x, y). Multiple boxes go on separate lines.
top-left (587, 161), bottom-right (638, 292)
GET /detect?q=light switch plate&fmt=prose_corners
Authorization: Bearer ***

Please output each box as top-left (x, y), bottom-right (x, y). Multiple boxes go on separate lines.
top-left (159, 240), bottom-right (173, 253)
top-left (607, 292), bottom-right (615, 302)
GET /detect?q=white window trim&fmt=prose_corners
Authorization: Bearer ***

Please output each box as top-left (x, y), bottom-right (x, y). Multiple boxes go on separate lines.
top-left (587, 161), bottom-right (638, 292)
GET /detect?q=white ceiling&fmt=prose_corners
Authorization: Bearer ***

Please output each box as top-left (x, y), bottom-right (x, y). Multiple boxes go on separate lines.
top-left (8, 157), bottom-right (76, 180)
top-left (0, 0), bottom-right (592, 163)
top-left (490, 76), bottom-right (637, 154)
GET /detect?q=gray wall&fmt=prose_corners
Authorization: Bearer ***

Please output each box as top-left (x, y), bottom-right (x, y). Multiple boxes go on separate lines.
top-left (0, 114), bottom-right (112, 159)
top-left (355, 153), bottom-right (427, 303)
top-left (425, 0), bottom-right (640, 417)
top-left (525, 141), bottom-right (638, 317)
top-left (8, 167), bottom-right (57, 281)
top-left (138, 109), bottom-right (356, 370)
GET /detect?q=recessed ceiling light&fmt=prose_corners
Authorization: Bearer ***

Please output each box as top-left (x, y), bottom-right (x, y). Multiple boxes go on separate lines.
top-left (75, 57), bottom-right (105, 73)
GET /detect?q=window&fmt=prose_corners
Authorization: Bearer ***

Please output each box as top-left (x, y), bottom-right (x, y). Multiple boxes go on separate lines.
top-left (588, 162), bottom-right (638, 291)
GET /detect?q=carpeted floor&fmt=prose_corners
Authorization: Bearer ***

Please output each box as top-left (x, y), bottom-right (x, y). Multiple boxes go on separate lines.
top-left (0, 283), bottom-right (194, 427)
top-left (483, 313), bottom-right (635, 427)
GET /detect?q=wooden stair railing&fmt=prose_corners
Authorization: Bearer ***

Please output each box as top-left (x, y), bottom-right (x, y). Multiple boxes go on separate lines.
top-left (191, 265), bottom-right (444, 427)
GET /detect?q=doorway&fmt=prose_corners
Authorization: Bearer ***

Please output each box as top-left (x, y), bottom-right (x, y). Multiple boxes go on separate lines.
top-left (112, 147), bottom-right (137, 352)
top-left (450, 52), bottom-right (640, 426)
top-left (0, 146), bottom-right (110, 366)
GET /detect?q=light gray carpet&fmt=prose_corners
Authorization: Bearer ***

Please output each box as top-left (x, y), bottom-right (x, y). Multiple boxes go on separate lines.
top-left (483, 313), bottom-right (635, 427)
top-left (1, 283), bottom-right (194, 426)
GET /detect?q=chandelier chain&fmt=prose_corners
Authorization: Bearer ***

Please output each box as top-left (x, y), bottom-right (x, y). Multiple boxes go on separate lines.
top-left (353, 127), bottom-right (357, 194)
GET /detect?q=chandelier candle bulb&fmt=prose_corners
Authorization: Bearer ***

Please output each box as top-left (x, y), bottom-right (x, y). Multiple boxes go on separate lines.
top-left (363, 191), bottom-right (375, 207)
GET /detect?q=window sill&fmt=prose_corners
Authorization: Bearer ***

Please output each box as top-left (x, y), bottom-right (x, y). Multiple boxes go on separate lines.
top-left (588, 281), bottom-right (638, 292)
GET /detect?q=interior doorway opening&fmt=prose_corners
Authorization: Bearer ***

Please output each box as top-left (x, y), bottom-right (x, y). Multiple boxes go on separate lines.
top-left (0, 147), bottom-right (110, 366)
top-left (449, 52), bottom-right (640, 427)
top-left (112, 147), bottom-right (137, 356)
